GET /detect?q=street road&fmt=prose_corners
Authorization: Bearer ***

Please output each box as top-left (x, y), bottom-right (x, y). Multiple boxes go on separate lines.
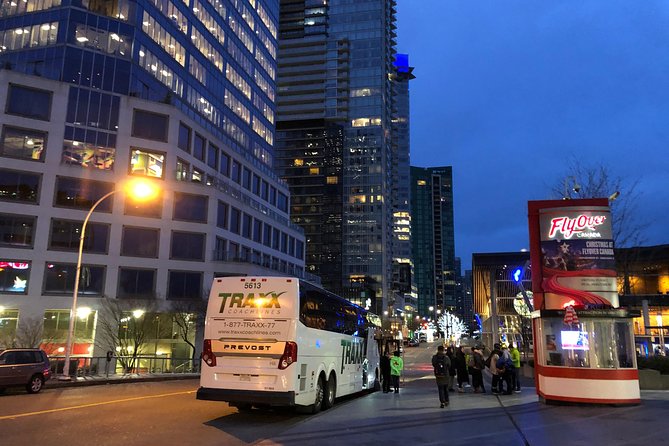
top-left (1, 342), bottom-right (668, 446)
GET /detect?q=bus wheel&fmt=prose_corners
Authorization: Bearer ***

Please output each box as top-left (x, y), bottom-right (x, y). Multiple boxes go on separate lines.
top-left (232, 403), bottom-right (253, 412)
top-left (323, 374), bottom-right (336, 410)
top-left (373, 369), bottom-right (381, 391)
top-left (312, 376), bottom-right (325, 414)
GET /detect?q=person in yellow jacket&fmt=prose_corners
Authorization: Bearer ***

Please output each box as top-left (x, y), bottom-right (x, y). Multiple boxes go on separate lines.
top-left (390, 350), bottom-right (404, 393)
top-left (510, 342), bottom-right (521, 392)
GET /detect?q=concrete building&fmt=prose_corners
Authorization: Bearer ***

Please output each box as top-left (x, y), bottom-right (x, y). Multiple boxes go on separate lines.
top-left (0, 0), bottom-right (305, 365)
top-left (275, 0), bottom-right (400, 316)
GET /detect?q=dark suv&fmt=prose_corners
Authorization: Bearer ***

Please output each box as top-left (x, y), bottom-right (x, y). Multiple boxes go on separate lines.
top-left (0, 348), bottom-right (51, 394)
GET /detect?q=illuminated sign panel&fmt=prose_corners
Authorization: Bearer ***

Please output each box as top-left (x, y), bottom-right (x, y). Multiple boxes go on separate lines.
top-left (535, 204), bottom-right (618, 309)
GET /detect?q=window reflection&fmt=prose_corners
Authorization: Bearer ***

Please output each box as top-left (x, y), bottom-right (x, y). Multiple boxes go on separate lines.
top-left (1, 127), bottom-right (46, 161)
top-left (0, 22), bottom-right (58, 55)
top-left (62, 139), bottom-right (115, 170)
top-left (0, 260), bottom-right (30, 294)
top-left (73, 24), bottom-right (131, 57)
top-left (541, 317), bottom-right (635, 369)
top-left (0, 0), bottom-right (61, 18)
top-left (130, 147), bottom-right (164, 178)
top-left (79, 0), bottom-right (133, 21)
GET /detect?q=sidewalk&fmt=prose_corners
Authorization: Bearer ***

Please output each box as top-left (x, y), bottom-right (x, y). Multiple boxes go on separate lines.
top-left (257, 366), bottom-right (669, 446)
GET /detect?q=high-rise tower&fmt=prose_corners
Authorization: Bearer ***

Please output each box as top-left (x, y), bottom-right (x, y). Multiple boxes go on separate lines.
top-left (410, 166), bottom-right (456, 320)
top-left (275, 0), bottom-right (399, 315)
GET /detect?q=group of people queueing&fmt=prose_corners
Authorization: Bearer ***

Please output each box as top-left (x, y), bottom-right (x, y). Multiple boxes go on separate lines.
top-left (379, 341), bottom-right (523, 408)
top-left (431, 342), bottom-right (522, 407)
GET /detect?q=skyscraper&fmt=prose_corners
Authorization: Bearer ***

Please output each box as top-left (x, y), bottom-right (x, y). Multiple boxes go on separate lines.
top-left (390, 53), bottom-right (416, 318)
top-left (410, 166), bottom-right (456, 320)
top-left (0, 1), bottom-right (305, 359)
top-left (275, 0), bottom-right (399, 315)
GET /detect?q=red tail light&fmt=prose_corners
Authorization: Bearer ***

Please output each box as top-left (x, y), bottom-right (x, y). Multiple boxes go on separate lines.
top-left (202, 339), bottom-right (216, 367)
top-left (278, 341), bottom-right (297, 369)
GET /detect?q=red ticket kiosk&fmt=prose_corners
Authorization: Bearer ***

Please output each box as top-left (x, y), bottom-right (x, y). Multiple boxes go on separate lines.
top-left (528, 199), bottom-right (640, 405)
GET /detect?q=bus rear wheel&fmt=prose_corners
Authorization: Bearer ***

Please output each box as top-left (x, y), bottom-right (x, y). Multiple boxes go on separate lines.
top-left (311, 376), bottom-right (325, 414)
top-left (323, 374), bottom-right (336, 410)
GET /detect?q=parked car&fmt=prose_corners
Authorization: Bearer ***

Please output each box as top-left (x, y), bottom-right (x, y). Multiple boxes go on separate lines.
top-left (0, 348), bottom-right (51, 394)
top-left (407, 339), bottom-right (420, 347)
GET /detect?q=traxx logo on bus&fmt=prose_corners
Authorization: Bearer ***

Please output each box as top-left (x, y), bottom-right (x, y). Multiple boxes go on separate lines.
top-left (218, 291), bottom-right (285, 312)
top-left (340, 339), bottom-right (366, 374)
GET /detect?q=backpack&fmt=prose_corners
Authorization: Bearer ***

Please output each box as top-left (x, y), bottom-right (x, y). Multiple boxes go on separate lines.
top-left (433, 355), bottom-right (447, 377)
top-left (496, 356), bottom-right (512, 370)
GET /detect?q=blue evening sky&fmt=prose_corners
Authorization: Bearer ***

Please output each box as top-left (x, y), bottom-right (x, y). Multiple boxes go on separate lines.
top-left (397, 0), bottom-right (669, 270)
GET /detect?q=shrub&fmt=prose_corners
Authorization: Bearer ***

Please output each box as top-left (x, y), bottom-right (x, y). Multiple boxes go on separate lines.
top-left (637, 355), bottom-right (669, 375)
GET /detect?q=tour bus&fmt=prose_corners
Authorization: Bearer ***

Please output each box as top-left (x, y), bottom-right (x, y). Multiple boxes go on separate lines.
top-left (197, 276), bottom-right (382, 412)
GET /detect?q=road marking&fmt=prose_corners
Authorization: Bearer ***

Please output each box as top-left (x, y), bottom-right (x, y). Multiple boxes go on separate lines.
top-left (0, 390), bottom-right (196, 421)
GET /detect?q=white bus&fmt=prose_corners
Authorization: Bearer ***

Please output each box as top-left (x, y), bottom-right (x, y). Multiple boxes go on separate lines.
top-left (197, 276), bottom-right (382, 412)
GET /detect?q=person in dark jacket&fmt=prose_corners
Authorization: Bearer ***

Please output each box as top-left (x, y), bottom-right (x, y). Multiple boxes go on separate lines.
top-left (446, 346), bottom-right (456, 392)
top-left (380, 351), bottom-right (391, 393)
top-left (454, 346), bottom-right (469, 392)
top-left (432, 345), bottom-right (451, 408)
top-left (470, 346), bottom-right (486, 393)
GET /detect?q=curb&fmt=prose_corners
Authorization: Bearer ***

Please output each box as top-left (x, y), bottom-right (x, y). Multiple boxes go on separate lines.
top-left (47, 374), bottom-right (200, 389)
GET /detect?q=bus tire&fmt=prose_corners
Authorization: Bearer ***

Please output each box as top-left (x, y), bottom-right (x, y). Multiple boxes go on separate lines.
top-left (232, 403), bottom-right (253, 412)
top-left (323, 374), bottom-right (336, 410)
top-left (311, 375), bottom-right (325, 414)
top-left (373, 369), bottom-right (381, 391)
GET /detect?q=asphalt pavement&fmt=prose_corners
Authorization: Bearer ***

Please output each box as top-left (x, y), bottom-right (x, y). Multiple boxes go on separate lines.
top-left (40, 344), bottom-right (669, 446)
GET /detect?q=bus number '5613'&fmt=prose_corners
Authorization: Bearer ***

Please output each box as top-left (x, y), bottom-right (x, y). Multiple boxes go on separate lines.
top-left (244, 282), bottom-right (262, 289)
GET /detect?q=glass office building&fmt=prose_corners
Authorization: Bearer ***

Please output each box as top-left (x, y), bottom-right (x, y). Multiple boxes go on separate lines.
top-left (0, 0), bottom-right (305, 362)
top-left (275, 0), bottom-right (399, 316)
top-left (410, 166), bottom-right (456, 319)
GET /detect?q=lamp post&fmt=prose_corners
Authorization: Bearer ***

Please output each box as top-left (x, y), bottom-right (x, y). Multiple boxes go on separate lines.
top-left (60, 180), bottom-right (157, 380)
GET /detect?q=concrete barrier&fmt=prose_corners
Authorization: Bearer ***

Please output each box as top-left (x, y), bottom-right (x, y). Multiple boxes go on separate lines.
top-left (638, 369), bottom-right (669, 390)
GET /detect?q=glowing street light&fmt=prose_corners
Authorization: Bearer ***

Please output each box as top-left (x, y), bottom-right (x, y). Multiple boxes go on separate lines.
top-left (60, 179), bottom-right (158, 380)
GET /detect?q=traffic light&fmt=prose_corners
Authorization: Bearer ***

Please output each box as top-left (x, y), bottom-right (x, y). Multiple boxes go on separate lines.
top-left (512, 267), bottom-right (523, 283)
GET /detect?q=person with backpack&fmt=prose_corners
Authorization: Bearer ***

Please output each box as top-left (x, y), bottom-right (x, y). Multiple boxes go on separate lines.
top-left (432, 345), bottom-right (451, 408)
top-left (496, 344), bottom-right (514, 395)
top-left (390, 350), bottom-right (403, 393)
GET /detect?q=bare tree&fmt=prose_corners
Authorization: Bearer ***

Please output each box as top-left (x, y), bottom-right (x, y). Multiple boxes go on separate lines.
top-left (0, 317), bottom-right (60, 350)
top-left (171, 298), bottom-right (206, 363)
top-left (551, 159), bottom-right (647, 249)
top-left (15, 317), bottom-right (45, 348)
top-left (96, 298), bottom-right (157, 373)
top-left (552, 159), bottom-right (650, 294)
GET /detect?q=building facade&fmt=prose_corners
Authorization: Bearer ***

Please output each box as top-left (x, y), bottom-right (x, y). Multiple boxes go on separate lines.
top-left (0, 0), bottom-right (305, 364)
top-left (390, 54), bottom-right (416, 324)
top-left (410, 166), bottom-right (456, 321)
top-left (275, 0), bottom-right (399, 316)
top-left (616, 244), bottom-right (669, 356)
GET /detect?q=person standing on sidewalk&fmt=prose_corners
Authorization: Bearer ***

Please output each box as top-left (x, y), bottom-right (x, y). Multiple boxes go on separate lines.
top-left (470, 346), bottom-right (486, 393)
top-left (432, 345), bottom-right (451, 408)
top-left (454, 346), bottom-right (469, 392)
top-left (488, 343), bottom-right (502, 394)
top-left (446, 346), bottom-right (456, 392)
top-left (380, 351), bottom-right (391, 393)
top-left (509, 342), bottom-right (521, 392)
top-left (390, 350), bottom-right (403, 393)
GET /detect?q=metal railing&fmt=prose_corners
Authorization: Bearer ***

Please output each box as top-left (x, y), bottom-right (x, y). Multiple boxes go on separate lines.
top-left (49, 355), bottom-right (200, 378)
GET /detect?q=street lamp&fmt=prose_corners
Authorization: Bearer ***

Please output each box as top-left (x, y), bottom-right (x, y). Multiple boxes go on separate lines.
top-left (60, 179), bottom-right (158, 380)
